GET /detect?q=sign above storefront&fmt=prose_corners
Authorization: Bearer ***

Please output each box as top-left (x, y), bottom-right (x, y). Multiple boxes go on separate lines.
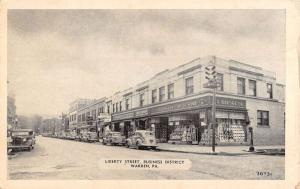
top-left (112, 96), bottom-right (246, 121)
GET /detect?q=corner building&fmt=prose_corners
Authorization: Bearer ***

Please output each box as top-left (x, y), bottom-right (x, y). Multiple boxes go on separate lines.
top-left (110, 56), bottom-right (285, 145)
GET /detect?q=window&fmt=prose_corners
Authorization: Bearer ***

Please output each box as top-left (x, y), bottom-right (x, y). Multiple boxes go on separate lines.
top-left (125, 98), bottom-right (130, 110)
top-left (116, 102), bottom-right (119, 112)
top-left (216, 73), bottom-right (223, 91)
top-left (82, 114), bottom-right (86, 121)
top-left (78, 115), bottom-right (81, 122)
top-left (237, 77), bottom-right (245, 95)
top-left (119, 101), bottom-right (122, 111)
top-left (92, 110), bottom-right (96, 120)
top-left (159, 87), bottom-right (165, 102)
top-left (267, 83), bottom-right (273, 99)
top-left (168, 83), bottom-right (174, 99)
top-left (140, 93), bottom-right (145, 107)
top-left (152, 89), bottom-right (157, 103)
top-left (257, 110), bottom-right (269, 126)
top-left (113, 104), bottom-right (115, 113)
top-left (185, 77), bottom-right (194, 95)
top-left (107, 105), bottom-right (110, 114)
top-left (249, 80), bottom-right (257, 96)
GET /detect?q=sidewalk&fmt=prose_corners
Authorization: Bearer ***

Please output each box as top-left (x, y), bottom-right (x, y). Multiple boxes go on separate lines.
top-left (157, 143), bottom-right (285, 156)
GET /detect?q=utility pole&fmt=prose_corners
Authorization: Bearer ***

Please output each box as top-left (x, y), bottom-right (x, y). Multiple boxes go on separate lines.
top-left (203, 56), bottom-right (218, 153)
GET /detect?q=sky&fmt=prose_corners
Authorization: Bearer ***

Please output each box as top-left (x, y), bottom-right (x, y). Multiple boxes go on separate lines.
top-left (7, 9), bottom-right (286, 117)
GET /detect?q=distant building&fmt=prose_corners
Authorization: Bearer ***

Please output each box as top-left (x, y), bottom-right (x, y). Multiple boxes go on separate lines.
top-left (7, 95), bottom-right (17, 129)
top-left (108, 56), bottom-right (285, 145)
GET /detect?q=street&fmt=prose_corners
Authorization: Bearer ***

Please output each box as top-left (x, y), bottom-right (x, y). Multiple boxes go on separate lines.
top-left (8, 136), bottom-right (284, 180)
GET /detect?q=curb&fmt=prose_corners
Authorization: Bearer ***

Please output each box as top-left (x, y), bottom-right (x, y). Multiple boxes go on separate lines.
top-left (157, 148), bottom-right (252, 156)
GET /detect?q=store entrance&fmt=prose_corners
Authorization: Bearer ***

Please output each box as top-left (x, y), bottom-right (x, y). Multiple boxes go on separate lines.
top-left (124, 121), bottom-right (131, 138)
top-left (153, 117), bottom-right (169, 143)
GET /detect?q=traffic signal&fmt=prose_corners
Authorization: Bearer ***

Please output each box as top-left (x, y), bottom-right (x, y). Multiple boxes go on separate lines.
top-left (205, 65), bottom-right (216, 81)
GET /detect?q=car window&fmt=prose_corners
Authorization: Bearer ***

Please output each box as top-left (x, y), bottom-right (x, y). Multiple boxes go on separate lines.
top-left (145, 132), bottom-right (154, 136)
top-left (112, 133), bottom-right (120, 136)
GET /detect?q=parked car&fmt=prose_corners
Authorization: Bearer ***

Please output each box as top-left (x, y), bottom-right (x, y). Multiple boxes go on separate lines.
top-left (102, 131), bottom-right (126, 146)
top-left (126, 130), bottom-right (157, 150)
top-left (7, 129), bottom-right (36, 151)
top-left (81, 130), bottom-right (98, 142)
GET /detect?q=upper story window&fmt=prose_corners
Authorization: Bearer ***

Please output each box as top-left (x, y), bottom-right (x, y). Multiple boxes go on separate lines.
top-left (152, 89), bottom-right (157, 103)
top-left (119, 101), bottom-right (122, 111)
top-left (78, 115), bottom-right (81, 122)
top-left (140, 93), bottom-right (145, 107)
top-left (185, 77), bottom-right (194, 95)
top-left (107, 105), bottom-right (110, 114)
top-left (125, 98), bottom-right (130, 110)
top-left (216, 73), bottom-right (223, 91)
top-left (249, 80), bottom-right (257, 96)
top-left (159, 87), bottom-right (165, 102)
top-left (168, 83), bottom-right (174, 99)
top-left (82, 114), bottom-right (86, 121)
top-left (257, 110), bottom-right (269, 126)
top-left (112, 104), bottom-right (115, 113)
top-left (92, 110), bottom-right (96, 120)
top-left (116, 102), bottom-right (119, 112)
top-left (267, 83), bottom-right (273, 99)
top-left (237, 77), bottom-right (245, 95)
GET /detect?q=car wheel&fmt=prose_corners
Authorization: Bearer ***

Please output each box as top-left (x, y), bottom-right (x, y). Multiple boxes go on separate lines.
top-left (136, 142), bottom-right (141, 150)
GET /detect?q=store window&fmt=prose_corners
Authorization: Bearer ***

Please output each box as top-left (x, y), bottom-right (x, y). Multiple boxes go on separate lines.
top-left (237, 77), bottom-right (245, 95)
top-left (159, 87), bottom-right (165, 102)
top-left (125, 98), bottom-right (130, 110)
top-left (216, 73), bottom-right (223, 91)
top-left (249, 80), bottom-right (257, 96)
top-left (267, 83), bottom-right (273, 99)
top-left (168, 83), bottom-right (174, 99)
top-left (152, 89), bottom-right (157, 103)
top-left (185, 77), bottom-right (194, 95)
top-left (140, 93), bottom-right (145, 107)
top-left (257, 110), bottom-right (269, 126)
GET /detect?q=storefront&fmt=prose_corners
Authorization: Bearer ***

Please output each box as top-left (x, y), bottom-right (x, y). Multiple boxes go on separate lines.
top-left (111, 95), bottom-right (248, 145)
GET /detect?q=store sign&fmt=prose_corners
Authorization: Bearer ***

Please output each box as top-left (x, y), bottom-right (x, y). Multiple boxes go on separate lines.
top-left (112, 96), bottom-right (246, 121)
top-left (151, 96), bottom-right (211, 115)
top-left (112, 112), bottom-right (134, 121)
top-left (216, 97), bottom-right (246, 109)
top-left (135, 109), bottom-right (149, 117)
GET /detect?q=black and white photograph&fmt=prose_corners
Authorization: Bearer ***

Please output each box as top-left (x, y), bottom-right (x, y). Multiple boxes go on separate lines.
top-left (6, 9), bottom-right (286, 180)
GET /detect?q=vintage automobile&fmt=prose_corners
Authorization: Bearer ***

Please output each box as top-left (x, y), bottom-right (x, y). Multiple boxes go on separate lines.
top-left (126, 130), bottom-right (158, 150)
top-left (7, 129), bottom-right (36, 151)
top-left (80, 127), bottom-right (98, 142)
top-left (102, 131), bottom-right (126, 146)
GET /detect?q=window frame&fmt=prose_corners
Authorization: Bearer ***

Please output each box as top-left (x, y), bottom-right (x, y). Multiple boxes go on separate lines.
top-left (185, 77), bottom-right (194, 95)
top-left (267, 83), bottom-right (273, 99)
top-left (159, 86), bottom-right (165, 102)
top-left (249, 79), bottom-right (257, 96)
top-left (257, 110), bottom-right (269, 126)
top-left (168, 83), bottom-right (174, 100)
top-left (139, 93), bottom-right (145, 107)
top-left (237, 77), bottom-right (246, 95)
top-left (152, 89), bottom-right (157, 103)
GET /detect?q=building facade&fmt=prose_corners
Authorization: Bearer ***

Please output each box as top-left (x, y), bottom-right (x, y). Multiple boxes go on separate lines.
top-left (68, 99), bottom-right (96, 129)
top-left (109, 56), bottom-right (285, 145)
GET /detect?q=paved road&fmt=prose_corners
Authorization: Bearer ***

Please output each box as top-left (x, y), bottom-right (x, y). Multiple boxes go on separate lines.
top-left (8, 136), bottom-right (284, 180)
